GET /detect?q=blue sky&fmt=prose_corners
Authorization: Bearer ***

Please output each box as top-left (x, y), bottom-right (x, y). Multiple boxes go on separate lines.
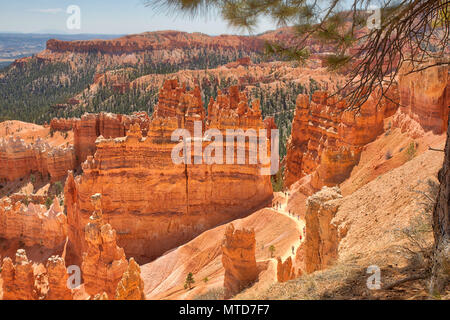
top-left (0, 0), bottom-right (278, 35)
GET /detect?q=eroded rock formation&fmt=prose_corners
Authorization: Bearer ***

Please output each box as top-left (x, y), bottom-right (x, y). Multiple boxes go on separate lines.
top-left (276, 256), bottom-right (297, 283)
top-left (0, 136), bottom-right (75, 182)
top-left (1, 249), bottom-right (36, 300)
top-left (0, 196), bottom-right (67, 249)
top-left (115, 258), bottom-right (145, 300)
top-left (65, 80), bottom-right (273, 263)
top-left (45, 255), bottom-right (73, 300)
top-left (295, 187), bottom-right (342, 274)
top-left (285, 90), bottom-right (395, 189)
top-left (222, 224), bottom-right (259, 299)
top-left (81, 194), bottom-right (128, 298)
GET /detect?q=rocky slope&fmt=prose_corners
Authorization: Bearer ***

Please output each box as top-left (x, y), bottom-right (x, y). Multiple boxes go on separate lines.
top-left (140, 208), bottom-right (300, 300)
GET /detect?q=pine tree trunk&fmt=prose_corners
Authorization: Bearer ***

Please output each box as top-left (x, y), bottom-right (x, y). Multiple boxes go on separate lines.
top-left (430, 114), bottom-right (450, 295)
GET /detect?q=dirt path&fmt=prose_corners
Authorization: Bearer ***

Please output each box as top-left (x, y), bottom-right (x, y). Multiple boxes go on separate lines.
top-left (270, 193), bottom-right (305, 261)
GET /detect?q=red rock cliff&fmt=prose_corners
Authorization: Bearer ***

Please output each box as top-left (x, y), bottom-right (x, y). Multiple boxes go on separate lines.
top-left (393, 63), bottom-right (449, 137)
top-left (1, 250), bottom-right (74, 300)
top-left (115, 258), bottom-right (145, 300)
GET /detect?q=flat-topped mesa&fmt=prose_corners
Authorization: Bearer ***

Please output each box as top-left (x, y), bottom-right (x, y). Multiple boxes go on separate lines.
top-left (0, 136), bottom-right (75, 182)
top-left (81, 194), bottom-right (128, 298)
top-left (45, 32), bottom-right (265, 55)
top-left (222, 224), bottom-right (259, 299)
top-left (285, 89), bottom-right (394, 189)
top-left (0, 196), bottom-right (67, 249)
top-left (393, 62), bottom-right (449, 137)
top-left (65, 80), bottom-right (273, 264)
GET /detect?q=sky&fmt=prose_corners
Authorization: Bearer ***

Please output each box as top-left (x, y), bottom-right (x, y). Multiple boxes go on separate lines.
top-left (0, 0), bottom-right (279, 35)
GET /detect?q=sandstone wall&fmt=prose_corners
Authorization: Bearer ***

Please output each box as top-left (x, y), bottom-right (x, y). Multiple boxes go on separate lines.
top-left (222, 224), bottom-right (259, 299)
top-left (276, 256), bottom-right (296, 283)
top-left (394, 63), bottom-right (449, 137)
top-left (45, 255), bottom-right (73, 300)
top-left (50, 118), bottom-right (77, 132)
top-left (65, 80), bottom-right (273, 263)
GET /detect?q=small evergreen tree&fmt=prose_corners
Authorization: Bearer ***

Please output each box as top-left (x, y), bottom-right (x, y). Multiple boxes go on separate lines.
top-left (269, 245), bottom-right (276, 258)
top-left (184, 272), bottom-right (195, 290)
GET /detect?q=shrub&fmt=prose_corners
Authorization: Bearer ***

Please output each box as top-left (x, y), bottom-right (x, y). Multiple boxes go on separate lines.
top-left (45, 197), bottom-right (53, 209)
top-left (385, 150), bottom-right (393, 160)
top-left (406, 142), bottom-right (417, 160)
top-left (194, 288), bottom-right (224, 300)
top-left (54, 181), bottom-right (63, 195)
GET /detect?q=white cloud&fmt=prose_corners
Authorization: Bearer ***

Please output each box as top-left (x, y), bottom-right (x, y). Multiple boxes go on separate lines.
top-left (30, 8), bottom-right (64, 14)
